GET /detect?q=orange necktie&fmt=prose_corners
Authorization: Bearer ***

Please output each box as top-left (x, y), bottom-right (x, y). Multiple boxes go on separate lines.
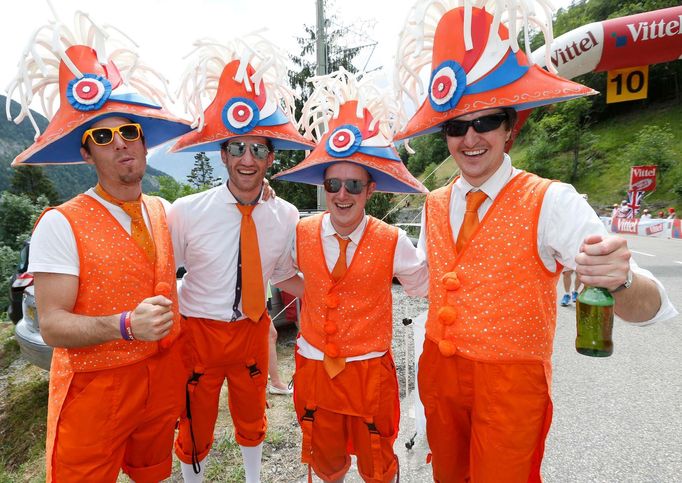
top-left (94, 184), bottom-right (155, 262)
top-left (456, 190), bottom-right (488, 252)
top-left (237, 204), bottom-right (265, 322)
top-left (324, 234), bottom-right (351, 379)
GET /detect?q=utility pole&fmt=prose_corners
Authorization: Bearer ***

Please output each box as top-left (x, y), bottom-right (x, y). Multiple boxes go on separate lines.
top-left (316, 0), bottom-right (327, 210)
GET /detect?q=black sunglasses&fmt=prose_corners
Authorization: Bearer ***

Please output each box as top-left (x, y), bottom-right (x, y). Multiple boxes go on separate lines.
top-left (224, 141), bottom-right (271, 160)
top-left (442, 113), bottom-right (508, 137)
top-left (323, 178), bottom-right (368, 195)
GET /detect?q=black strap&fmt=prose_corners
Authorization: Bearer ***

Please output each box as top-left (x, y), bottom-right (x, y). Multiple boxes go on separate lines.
top-left (185, 371), bottom-right (204, 474)
top-left (246, 361), bottom-right (262, 378)
top-left (231, 235), bottom-right (243, 322)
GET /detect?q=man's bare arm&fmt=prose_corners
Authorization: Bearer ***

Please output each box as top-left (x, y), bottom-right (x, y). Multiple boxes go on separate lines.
top-left (35, 272), bottom-right (175, 348)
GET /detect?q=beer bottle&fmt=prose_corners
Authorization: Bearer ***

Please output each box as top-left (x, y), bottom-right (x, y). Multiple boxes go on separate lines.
top-left (575, 286), bottom-right (614, 357)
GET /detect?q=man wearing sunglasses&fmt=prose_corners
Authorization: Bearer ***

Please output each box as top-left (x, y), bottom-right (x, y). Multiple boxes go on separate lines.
top-left (273, 70), bottom-right (428, 483)
top-left (11, 18), bottom-right (192, 483)
top-left (166, 38), bottom-right (314, 483)
top-left (393, 3), bottom-right (677, 481)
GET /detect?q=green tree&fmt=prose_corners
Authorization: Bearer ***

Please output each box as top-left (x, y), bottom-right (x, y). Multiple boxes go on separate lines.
top-left (186, 152), bottom-right (220, 190)
top-left (10, 166), bottom-right (60, 204)
top-left (0, 245), bottom-right (19, 314)
top-left (268, 152), bottom-right (317, 210)
top-left (0, 193), bottom-right (47, 250)
top-left (150, 176), bottom-right (198, 203)
top-left (366, 192), bottom-right (396, 224)
top-left (403, 133), bottom-right (449, 178)
top-left (422, 162), bottom-right (440, 192)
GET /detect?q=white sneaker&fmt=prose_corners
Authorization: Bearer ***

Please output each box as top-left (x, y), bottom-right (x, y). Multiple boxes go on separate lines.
top-left (268, 383), bottom-right (293, 395)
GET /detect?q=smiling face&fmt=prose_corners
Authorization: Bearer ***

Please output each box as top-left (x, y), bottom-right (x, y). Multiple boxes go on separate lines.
top-left (445, 108), bottom-right (511, 187)
top-left (80, 116), bottom-right (148, 197)
top-left (221, 135), bottom-right (274, 202)
top-left (324, 162), bottom-right (376, 236)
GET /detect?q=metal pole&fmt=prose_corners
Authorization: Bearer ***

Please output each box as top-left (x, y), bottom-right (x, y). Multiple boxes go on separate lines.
top-left (316, 0), bottom-right (327, 210)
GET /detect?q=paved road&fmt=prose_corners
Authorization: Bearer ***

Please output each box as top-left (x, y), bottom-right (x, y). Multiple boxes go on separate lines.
top-left (544, 235), bottom-right (681, 482)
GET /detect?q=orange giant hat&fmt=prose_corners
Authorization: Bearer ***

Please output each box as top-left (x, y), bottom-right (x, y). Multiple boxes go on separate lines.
top-left (394, 0), bottom-right (597, 141)
top-left (274, 69), bottom-right (427, 194)
top-left (170, 37), bottom-right (313, 153)
top-left (7, 13), bottom-right (191, 166)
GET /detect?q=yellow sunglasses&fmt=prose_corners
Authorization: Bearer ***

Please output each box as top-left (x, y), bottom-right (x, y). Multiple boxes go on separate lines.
top-left (81, 123), bottom-right (143, 146)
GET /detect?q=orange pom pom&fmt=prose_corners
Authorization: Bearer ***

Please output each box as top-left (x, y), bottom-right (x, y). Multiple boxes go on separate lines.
top-left (438, 339), bottom-right (457, 357)
top-left (324, 322), bottom-right (338, 335)
top-left (325, 343), bottom-right (340, 358)
top-left (441, 272), bottom-right (461, 291)
top-left (325, 293), bottom-right (340, 308)
top-left (438, 306), bottom-right (458, 325)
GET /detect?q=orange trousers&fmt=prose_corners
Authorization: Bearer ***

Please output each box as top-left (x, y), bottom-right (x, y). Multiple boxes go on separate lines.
top-left (53, 341), bottom-right (186, 483)
top-left (175, 315), bottom-right (269, 465)
top-left (294, 351), bottom-right (399, 483)
top-left (418, 339), bottom-right (552, 483)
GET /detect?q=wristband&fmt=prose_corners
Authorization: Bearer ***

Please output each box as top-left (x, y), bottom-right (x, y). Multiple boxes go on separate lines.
top-left (120, 311), bottom-right (132, 341)
top-left (124, 311), bottom-right (135, 341)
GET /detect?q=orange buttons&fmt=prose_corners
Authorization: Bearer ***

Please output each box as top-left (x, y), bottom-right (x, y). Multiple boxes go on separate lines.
top-left (441, 271), bottom-right (461, 291)
top-left (438, 306), bottom-right (458, 326)
top-left (325, 292), bottom-right (340, 308)
top-left (325, 343), bottom-right (340, 358)
top-left (438, 339), bottom-right (456, 357)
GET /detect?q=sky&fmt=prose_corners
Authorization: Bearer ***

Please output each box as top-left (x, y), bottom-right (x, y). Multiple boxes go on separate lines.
top-left (1, 0), bottom-right (576, 115)
top-left (0, 0), bottom-right (574, 180)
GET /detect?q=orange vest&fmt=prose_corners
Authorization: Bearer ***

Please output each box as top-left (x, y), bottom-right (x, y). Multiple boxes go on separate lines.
top-left (51, 194), bottom-right (180, 371)
top-left (425, 172), bottom-right (560, 363)
top-left (42, 194), bottom-right (179, 482)
top-left (297, 215), bottom-right (398, 358)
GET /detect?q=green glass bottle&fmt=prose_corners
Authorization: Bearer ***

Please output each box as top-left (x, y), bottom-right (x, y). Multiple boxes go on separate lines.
top-left (575, 286), bottom-right (614, 357)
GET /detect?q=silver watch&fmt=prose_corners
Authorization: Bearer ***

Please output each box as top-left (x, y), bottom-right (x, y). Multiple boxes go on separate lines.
top-left (611, 269), bottom-right (633, 293)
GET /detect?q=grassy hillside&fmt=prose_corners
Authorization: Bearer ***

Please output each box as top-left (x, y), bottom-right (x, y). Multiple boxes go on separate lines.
top-left (512, 102), bottom-right (681, 211)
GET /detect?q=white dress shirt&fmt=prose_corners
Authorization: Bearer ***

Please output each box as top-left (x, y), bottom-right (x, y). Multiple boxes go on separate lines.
top-left (169, 183), bottom-right (298, 321)
top-left (290, 212), bottom-right (429, 361)
top-left (29, 189), bottom-right (167, 275)
top-left (418, 154), bottom-right (677, 325)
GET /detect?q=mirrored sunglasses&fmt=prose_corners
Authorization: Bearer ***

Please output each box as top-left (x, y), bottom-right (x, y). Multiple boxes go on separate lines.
top-left (81, 123), bottom-right (143, 146)
top-left (225, 141), bottom-right (271, 160)
top-left (323, 178), bottom-right (368, 195)
top-left (442, 113), bottom-right (508, 137)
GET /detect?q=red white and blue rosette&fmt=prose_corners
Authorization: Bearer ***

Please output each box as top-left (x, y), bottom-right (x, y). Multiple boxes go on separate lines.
top-left (66, 74), bottom-right (112, 112)
top-left (326, 124), bottom-right (362, 158)
top-left (428, 60), bottom-right (466, 112)
top-left (222, 97), bottom-right (260, 134)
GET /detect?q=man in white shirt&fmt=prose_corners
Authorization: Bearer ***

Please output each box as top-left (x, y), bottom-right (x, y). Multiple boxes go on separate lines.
top-left (167, 37), bottom-right (313, 483)
top-left (393, 2), bottom-right (678, 481)
top-left (9, 15), bottom-right (191, 482)
top-left (273, 70), bottom-right (428, 483)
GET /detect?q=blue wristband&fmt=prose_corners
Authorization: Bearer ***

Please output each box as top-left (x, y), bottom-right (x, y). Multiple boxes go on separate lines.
top-left (120, 311), bottom-right (132, 341)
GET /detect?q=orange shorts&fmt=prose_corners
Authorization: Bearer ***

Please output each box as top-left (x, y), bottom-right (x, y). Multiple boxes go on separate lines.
top-left (174, 315), bottom-right (269, 465)
top-left (294, 351), bottom-right (399, 483)
top-left (418, 339), bottom-right (552, 483)
top-left (53, 341), bottom-right (185, 483)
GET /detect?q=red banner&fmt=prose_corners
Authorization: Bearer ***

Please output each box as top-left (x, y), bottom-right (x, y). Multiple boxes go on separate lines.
top-left (630, 165), bottom-right (657, 192)
top-left (597, 6), bottom-right (682, 72)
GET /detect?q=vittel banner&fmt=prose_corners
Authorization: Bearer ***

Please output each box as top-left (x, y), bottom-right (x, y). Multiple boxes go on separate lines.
top-left (531, 6), bottom-right (682, 80)
top-left (611, 217), bottom-right (639, 234)
top-left (630, 165), bottom-right (657, 192)
top-left (597, 7), bottom-right (682, 72)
